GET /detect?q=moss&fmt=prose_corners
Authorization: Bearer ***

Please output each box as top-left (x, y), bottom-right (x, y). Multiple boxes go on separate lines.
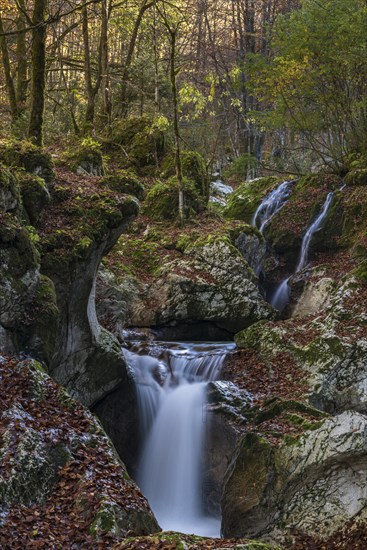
top-left (109, 116), bottom-right (165, 170)
top-left (114, 238), bottom-right (161, 276)
top-left (0, 217), bottom-right (40, 276)
top-left (0, 164), bottom-right (21, 213)
top-left (41, 193), bottom-right (139, 273)
top-left (143, 176), bottom-right (204, 220)
top-left (235, 321), bottom-right (283, 353)
top-left (100, 170), bottom-right (144, 200)
top-left (18, 172), bottom-right (50, 224)
top-left (223, 176), bottom-right (281, 222)
top-left (253, 398), bottom-right (327, 425)
top-left (28, 275), bottom-right (59, 363)
top-left (296, 335), bottom-right (346, 366)
top-left (344, 169), bottom-right (367, 186)
top-left (0, 139), bottom-right (54, 182)
top-left (285, 413), bottom-right (323, 431)
top-left (62, 141), bottom-right (105, 176)
top-left (90, 502), bottom-right (116, 535)
top-left (161, 150), bottom-right (209, 198)
top-left (352, 259), bottom-right (367, 282)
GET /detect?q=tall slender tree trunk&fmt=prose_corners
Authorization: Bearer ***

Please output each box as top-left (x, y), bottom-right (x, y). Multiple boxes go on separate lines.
top-left (100, 0), bottom-right (112, 132)
top-left (0, 15), bottom-right (18, 124)
top-left (120, 0), bottom-right (153, 117)
top-left (82, 4), bottom-right (98, 132)
top-left (169, 28), bottom-right (184, 226)
top-left (28, 0), bottom-right (47, 146)
top-left (16, 0), bottom-right (28, 113)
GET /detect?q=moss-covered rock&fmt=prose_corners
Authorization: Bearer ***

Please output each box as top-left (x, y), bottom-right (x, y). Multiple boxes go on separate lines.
top-left (0, 165), bottom-right (21, 213)
top-left (0, 139), bottom-right (54, 182)
top-left (62, 141), bottom-right (105, 176)
top-left (19, 173), bottom-right (50, 224)
top-left (263, 174), bottom-right (341, 264)
top-left (223, 176), bottom-right (281, 223)
top-left (222, 411), bottom-right (367, 541)
top-left (0, 356), bottom-right (159, 545)
top-left (344, 169), bottom-right (367, 186)
top-left (161, 150), bottom-right (209, 198)
top-left (98, 233), bottom-right (274, 335)
top-left (143, 176), bottom-right (204, 220)
top-left (100, 170), bottom-right (144, 199)
top-left (109, 116), bottom-right (165, 170)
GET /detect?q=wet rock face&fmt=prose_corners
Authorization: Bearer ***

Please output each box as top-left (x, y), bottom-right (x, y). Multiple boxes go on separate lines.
top-left (0, 165), bottom-right (57, 359)
top-left (0, 356), bottom-right (159, 544)
top-left (97, 238), bottom-right (275, 337)
top-left (222, 411), bottom-right (367, 541)
top-left (203, 381), bottom-right (251, 516)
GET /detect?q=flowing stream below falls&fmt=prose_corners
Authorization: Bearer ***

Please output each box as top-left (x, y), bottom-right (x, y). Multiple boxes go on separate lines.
top-left (122, 341), bottom-right (235, 537)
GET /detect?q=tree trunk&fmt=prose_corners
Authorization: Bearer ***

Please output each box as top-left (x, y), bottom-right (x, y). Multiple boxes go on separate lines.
top-left (169, 28), bottom-right (184, 226)
top-left (100, 0), bottom-right (112, 132)
top-left (28, 0), bottom-right (47, 146)
top-left (82, 4), bottom-right (98, 132)
top-left (16, 0), bottom-right (28, 113)
top-left (0, 15), bottom-right (18, 124)
top-left (120, 0), bottom-right (153, 117)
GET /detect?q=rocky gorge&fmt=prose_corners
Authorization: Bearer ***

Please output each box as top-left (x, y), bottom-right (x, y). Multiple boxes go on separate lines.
top-left (1, 133), bottom-right (367, 549)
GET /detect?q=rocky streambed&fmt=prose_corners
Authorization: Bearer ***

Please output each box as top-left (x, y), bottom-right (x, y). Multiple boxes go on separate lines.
top-left (2, 139), bottom-right (367, 548)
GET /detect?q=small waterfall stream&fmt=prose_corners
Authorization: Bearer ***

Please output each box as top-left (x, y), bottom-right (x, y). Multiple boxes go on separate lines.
top-left (123, 341), bottom-right (234, 537)
top-left (252, 180), bottom-right (294, 233)
top-left (270, 191), bottom-right (335, 311)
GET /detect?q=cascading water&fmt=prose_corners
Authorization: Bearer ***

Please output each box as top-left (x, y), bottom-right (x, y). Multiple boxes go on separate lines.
top-left (123, 341), bottom-right (234, 537)
top-left (252, 180), bottom-right (294, 233)
top-left (295, 192), bottom-right (334, 272)
top-left (270, 191), bottom-right (335, 311)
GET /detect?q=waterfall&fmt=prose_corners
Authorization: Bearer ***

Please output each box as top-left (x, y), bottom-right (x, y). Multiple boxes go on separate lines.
top-left (252, 180), bottom-right (294, 233)
top-left (270, 191), bottom-right (334, 311)
top-left (123, 342), bottom-right (234, 537)
top-left (296, 192), bottom-right (334, 272)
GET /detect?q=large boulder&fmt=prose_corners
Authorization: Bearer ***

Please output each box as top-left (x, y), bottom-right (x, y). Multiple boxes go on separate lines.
top-left (0, 139), bottom-right (54, 183)
top-left (222, 411), bottom-right (367, 541)
top-left (0, 356), bottom-right (159, 547)
top-left (39, 168), bottom-right (139, 406)
top-left (97, 234), bottom-right (275, 338)
top-left (0, 166), bottom-right (57, 360)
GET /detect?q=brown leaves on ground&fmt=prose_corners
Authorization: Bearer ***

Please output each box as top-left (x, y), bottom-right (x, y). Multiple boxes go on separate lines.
top-left (292, 520), bottom-right (367, 549)
top-left (0, 356), bottom-right (151, 549)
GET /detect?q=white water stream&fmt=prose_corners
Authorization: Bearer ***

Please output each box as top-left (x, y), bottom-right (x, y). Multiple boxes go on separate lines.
top-left (123, 341), bottom-right (234, 536)
top-left (252, 180), bottom-right (294, 233)
top-left (270, 191), bottom-right (335, 311)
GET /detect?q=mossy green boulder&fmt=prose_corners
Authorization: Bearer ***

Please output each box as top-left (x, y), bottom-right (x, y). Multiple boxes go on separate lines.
top-left (0, 164), bottom-right (21, 213)
top-left (344, 168), bottom-right (367, 186)
top-left (101, 169), bottom-right (144, 199)
top-left (19, 173), bottom-right (50, 224)
top-left (0, 139), bottom-right (54, 182)
top-left (223, 176), bottom-right (281, 222)
top-left (62, 141), bottom-right (105, 176)
top-left (161, 150), bottom-right (209, 198)
top-left (110, 116), bottom-right (165, 170)
top-left (143, 176), bottom-right (203, 220)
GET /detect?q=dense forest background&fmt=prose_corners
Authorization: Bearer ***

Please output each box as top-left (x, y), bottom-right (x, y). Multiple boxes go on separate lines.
top-left (0, 0), bottom-right (366, 177)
